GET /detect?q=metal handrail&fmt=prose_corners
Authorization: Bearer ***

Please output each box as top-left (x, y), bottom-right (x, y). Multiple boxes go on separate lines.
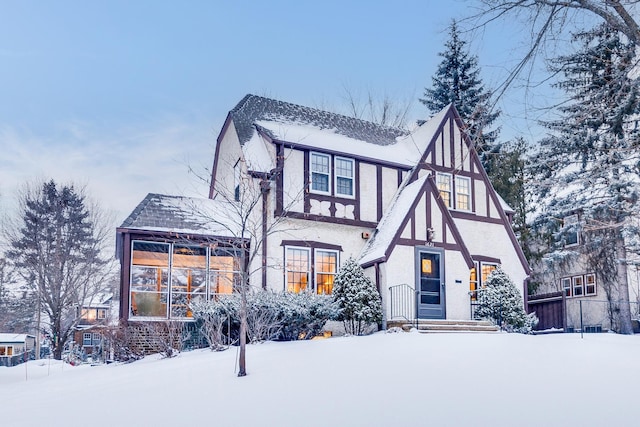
top-left (389, 283), bottom-right (417, 328)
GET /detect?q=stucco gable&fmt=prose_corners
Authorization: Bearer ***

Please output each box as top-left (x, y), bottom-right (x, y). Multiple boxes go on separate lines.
top-left (359, 174), bottom-right (474, 269)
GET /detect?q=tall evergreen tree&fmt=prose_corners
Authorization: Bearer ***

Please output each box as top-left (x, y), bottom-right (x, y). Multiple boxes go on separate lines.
top-left (6, 181), bottom-right (111, 358)
top-left (421, 20), bottom-right (500, 159)
top-left (529, 24), bottom-right (640, 334)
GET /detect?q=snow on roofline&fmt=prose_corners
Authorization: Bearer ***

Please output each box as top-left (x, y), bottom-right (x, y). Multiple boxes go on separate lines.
top-left (247, 105), bottom-right (450, 173)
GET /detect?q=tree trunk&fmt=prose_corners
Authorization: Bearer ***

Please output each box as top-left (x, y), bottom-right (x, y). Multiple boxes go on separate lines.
top-left (615, 236), bottom-right (634, 335)
top-left (238, 291), bottom-right (247, 377)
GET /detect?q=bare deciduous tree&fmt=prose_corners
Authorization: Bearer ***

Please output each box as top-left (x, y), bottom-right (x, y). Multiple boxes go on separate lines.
top-left (340, 85), bottom-right (414, 128)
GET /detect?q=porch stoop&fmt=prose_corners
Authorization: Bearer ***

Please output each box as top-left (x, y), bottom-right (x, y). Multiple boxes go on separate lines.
top-left (387, 319), bottom-right (500, 333)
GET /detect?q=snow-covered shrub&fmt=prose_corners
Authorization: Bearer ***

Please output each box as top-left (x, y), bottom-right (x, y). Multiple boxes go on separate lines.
top-left (476, 267), bottom-right (537, 333)
top-left (191, 297), bottom-right (238, 350)
top-left (246, 291), bottom-right (283, 343)
top-left (333, 257), bottom-right (383, 335)
top-left (277, 292), bottom-right (339, 340)
top-left (191, 291), bottom-right (338, 344)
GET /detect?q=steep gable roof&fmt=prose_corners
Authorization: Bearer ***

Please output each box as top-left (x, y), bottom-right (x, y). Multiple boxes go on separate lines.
top-left (230, 94), bottom-right (407, 146)
top-left (359, 175), bottom-right (474, 268)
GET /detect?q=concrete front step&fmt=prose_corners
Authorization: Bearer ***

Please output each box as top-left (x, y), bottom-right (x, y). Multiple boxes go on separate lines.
top-left (387, 319), bottom-right (500, 333)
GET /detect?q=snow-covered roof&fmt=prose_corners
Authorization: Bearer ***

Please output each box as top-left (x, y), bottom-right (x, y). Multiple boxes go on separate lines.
top-left (230, 94), bottom-right (407, 146)
top-left (119, 193), bottom-right (242, 238)
top-left (496, 192), bottom-right (515, 214)
top-left (359, 176), bottom-right (429, 265)
top-left (0, 333), bottom-right (34, 343)
top-left (237, 97), bottom-right (451, 172)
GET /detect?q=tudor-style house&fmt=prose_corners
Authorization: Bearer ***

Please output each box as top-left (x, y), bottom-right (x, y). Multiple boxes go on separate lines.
top-left (117, 94), bottom-right (529, 324)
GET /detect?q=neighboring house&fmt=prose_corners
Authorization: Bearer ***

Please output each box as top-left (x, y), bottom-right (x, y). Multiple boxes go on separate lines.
top-left (0, 333), bottom-right (35, 367)
top-left (73, 293), bottom-right (117, 357)
top-left (116, 94), bottom-right (529, 325)
top-left (527, 213), bottom-right (640, 332)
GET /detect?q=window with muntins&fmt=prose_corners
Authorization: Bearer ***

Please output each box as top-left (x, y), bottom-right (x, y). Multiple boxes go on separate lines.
top-left (456, 176), bottom-right (471, 211)
top-left (286, 247), bottom-right (310, 293)
top-left (335, 157), bottom-right (354, 197)
top-left (310, 153), bottom-right (330, 194)
top-left (572, 275), bottom-right (584, 296)
top-left (562, 277), bottom-right (572, 297)
top-left (561, 274), bottom-right (596, 297)
top-left (436, 173), bottom-right (452, 208)
top-left (470, 261), bottom-right (498, 300)
top-left (129, 241), bottom-right (240, 320)
top-left (315, 249), bottom-right (338, 295)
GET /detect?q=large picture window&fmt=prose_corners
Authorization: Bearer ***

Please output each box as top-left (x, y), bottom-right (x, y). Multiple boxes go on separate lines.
top-left (129, 241), bottom-right (241, 320)
top-left (130, 242), bottom-right (170, 318)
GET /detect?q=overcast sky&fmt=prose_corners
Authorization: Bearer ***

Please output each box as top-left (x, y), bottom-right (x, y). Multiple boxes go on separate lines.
top-left (0, 1), bottom-right (556, 230)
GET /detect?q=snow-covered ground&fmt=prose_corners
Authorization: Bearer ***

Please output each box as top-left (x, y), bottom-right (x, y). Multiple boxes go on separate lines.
top-left (1, 331), bottom-right (638, 426)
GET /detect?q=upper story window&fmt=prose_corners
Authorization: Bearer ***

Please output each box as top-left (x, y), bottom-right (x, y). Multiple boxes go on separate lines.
top-left (97, 309), bottom-right (107, 319)
top-left (335, 157), bottom-right (354, 197)
top-left (311, 153), bottom-right (331, 194)
top-left (456, 176), bottom-right (471, 211)
top-left (436, 173), bottom-right (452, 208)
top-left (563, 214), bottom-right (580, 247)
top-left (437, 172), bottom-right (472, 211)
top-left (310, 152), bottom-right (355, 198)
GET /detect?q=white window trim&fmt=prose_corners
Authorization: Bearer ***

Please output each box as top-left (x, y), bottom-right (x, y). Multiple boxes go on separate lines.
top-left (285, 246), bottom-right (311, 293)
top-left (563, 214), bottom-right (580, 247)
top-left (310, 152), bottom-right (331, 195)
top-left (334, 156), bottom-right (355, 199)
top-left (314, 248), bottom-right (339, 295)
top-left (572, 275), bottom-right (584, 297)
top-left (454, 175), bottom-right (472, 212)
top-left (83, 333), bottom-right (92, 346)
top-left (436, 172), bottom-right (453, 208)
top-left (97, 309), bottom-right (106, 319)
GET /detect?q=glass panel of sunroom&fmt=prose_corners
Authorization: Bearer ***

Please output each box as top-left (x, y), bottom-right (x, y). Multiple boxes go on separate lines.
top-left (210, 250), bottom-right (240, 296)
top-left (171, 245), bottom-right (207, 318)
top-left (130, 242), bottom-right (170, 318)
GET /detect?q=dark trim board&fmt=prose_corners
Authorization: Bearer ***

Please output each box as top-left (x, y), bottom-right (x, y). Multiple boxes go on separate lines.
top-left (280, 240), bottom-right (343, 252)
top-left (283, 211), bottom-right (378, 228)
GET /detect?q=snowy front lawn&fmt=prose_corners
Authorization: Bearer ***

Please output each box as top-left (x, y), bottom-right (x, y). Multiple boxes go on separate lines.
top-left (1, 332), bottom-right (638, 427)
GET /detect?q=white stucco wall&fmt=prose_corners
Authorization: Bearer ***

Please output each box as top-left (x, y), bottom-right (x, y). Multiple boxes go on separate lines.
top-left (282, 148), bottom-right (305, 213)
top-left (454, 219), bottom-right (528, 298)
top-left (382, 245), bottom-right (478, 320)
top-left (360, 163), bottom-right (378, 223)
